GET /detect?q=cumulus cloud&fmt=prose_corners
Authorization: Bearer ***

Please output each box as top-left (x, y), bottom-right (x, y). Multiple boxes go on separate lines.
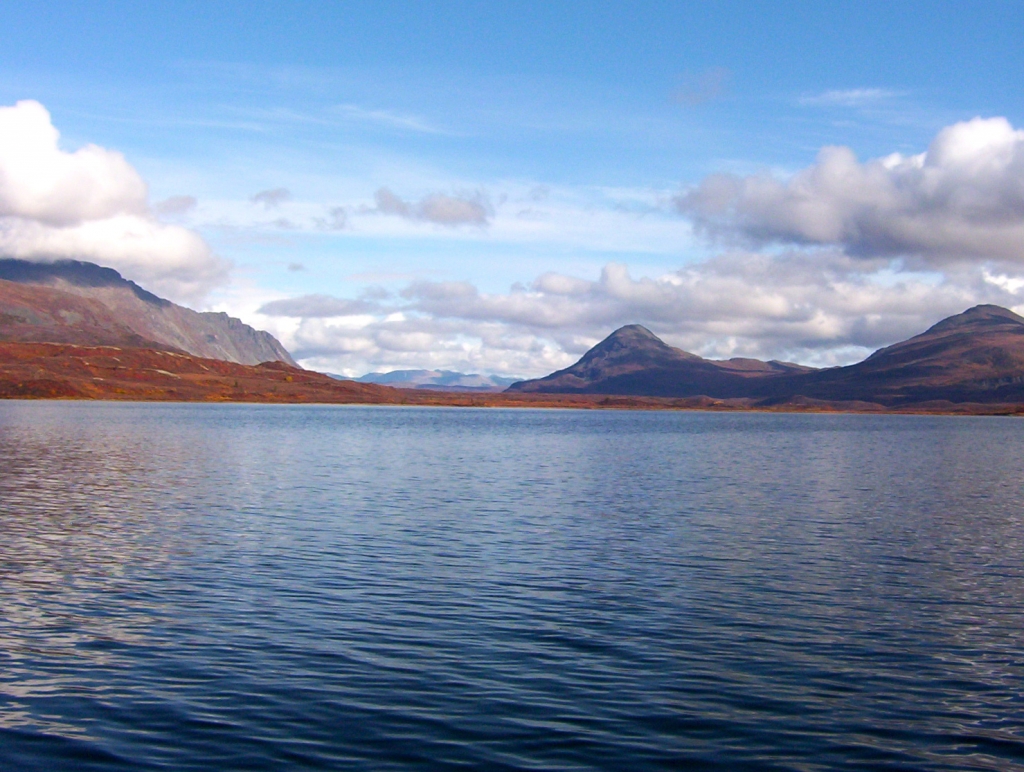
top-left (676, 116), bottom-right (1024, 265)
top-left (249, 252), bottom-right (1024, 377)
top-left (251, 187), bottom-right (291, 208)
top-left (0, 100), bottom-right (147, 225)
top-left (373, 187), bottom-right (490, 226)
top-left (0, 100), bottom-right (226, 303)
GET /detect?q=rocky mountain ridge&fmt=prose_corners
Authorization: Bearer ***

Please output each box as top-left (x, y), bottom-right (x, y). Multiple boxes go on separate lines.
top-left (0, 259), bottom-right (296, 366)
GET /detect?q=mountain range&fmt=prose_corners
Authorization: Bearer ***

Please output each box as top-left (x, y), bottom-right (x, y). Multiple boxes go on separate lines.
top-left (508, 305), bottom-right (1024, 406)
top-left (0, 259), bottom-right (295, 366)
top-left (354, 369), bottom-right (519, 392)
top-left (4, 256), bottom-right (1024, 410)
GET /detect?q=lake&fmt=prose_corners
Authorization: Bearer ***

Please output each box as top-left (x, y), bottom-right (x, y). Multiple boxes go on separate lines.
top-left (1, 402), bottom-right (1023, 770)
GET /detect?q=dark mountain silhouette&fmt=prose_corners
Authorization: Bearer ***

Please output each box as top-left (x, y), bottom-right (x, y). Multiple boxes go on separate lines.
top-left (507, 324), bottom-right (813, 398)
top-left (0, 259), bottom-right (296, 366)
top-left (507, 306), bottom-right (1024, 405)
top-left (777, 304), bottom-right (1024, 404)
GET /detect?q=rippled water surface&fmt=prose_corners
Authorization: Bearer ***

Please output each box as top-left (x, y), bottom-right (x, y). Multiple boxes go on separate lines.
top-left (1, 402), bottom-right (1024, 770)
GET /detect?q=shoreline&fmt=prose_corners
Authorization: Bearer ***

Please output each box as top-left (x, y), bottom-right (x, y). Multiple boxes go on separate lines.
top-left (2, 341), bottom-right (1022, 416)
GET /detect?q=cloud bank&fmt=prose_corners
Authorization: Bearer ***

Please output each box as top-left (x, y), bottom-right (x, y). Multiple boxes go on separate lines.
top-left (0, 100), bottom-right (226, 303)
top-left (676, 116), bottom-right (1024, 265)
top-left (250, 253), bottom-right (1020, 377)
top-left (247, 117), bottom-right (1024, 376)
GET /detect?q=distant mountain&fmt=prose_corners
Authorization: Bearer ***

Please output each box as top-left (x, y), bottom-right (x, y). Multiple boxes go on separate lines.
top-left (354, 369), bottom-right (519, 392)
top-left (507, 307), bottom-right (1024, 405)
top-left (507, 324), bottom-right (813, 398)
top-left (0, 259), bottom-right (296, 366)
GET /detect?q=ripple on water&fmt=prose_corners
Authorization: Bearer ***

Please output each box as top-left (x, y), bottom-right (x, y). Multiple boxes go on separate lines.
top-left (1, 403), bottom-right (1023, 770)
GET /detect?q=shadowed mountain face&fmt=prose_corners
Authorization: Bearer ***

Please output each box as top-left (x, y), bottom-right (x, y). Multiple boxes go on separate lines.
top-left (0, 259), bottom-right (296, 366)
top-left (507, 324), bottom-right (813, 398)
top-left (783, 304), bottom-right (1024, 404)
top-left (508, 306), bottom-right (1024, 405)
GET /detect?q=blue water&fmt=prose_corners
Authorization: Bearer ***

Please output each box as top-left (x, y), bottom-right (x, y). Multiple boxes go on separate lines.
top-left (1, 403), bottom-right (1023, 771)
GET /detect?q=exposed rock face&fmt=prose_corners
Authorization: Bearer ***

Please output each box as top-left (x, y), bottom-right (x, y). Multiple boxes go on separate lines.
top-left (0, 259), bottom-right (297, 366)
top-left (508, 307), bottom-right (1024, 405)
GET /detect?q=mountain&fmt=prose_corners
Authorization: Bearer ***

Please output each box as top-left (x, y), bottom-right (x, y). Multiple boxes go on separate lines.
top-left (780, 304), bottom-right (1024, 404)
top-left (507, 306), bottom-right (1024, 405)
top-left (353, 369), bottom-right (519, 392)
top-left (0, 259), bottom-right (296, 366)
top-left (507, 324), bottom-right (813, 398)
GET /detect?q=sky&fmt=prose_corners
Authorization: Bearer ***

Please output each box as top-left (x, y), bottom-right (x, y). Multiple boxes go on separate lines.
top-left (3, 1), bottom-right (1024, 376)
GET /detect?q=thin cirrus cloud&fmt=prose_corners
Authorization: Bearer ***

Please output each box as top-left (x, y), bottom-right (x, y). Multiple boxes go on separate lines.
top-left (672, 67), bottom-right (731, 107)
top-left (335, 104), bottom-right (447, 135)
top-left (0, 99), bottom-right (226, 303)
top-left (798, 88), bottom-right (903, 107)
top-left (373, 187), bottom-right (491, 227)
top-left (675, 116), bottom-right (1024, 266)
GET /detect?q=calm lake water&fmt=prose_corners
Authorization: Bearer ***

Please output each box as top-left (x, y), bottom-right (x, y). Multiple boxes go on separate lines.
top-left (1, 402), bottom-right (1023, 771)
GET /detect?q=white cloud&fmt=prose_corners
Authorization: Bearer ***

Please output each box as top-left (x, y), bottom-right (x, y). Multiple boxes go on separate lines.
top-left (676, 116), bottom-right (1024, 265)
top-left (0, 100), bottom-right (226, 304)
top-left (0, 100), bottom-right (147, 225)
top-left (236, 252), bottom-right (1022, 377)
top-left (0, 214), bottom-right (227, 303)
top-left (799, 88), bottom-right (902, 107)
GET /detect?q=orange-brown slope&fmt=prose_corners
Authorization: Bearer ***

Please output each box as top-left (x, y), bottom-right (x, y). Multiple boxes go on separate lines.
top-left (0, 342), bottom-right (401, 402)
top-left (0, 259), bottom-right (297, 366)
top-left (1, 341), bottom-right (1020, 414)
top-left (0, 342), bottom-right (683, 406)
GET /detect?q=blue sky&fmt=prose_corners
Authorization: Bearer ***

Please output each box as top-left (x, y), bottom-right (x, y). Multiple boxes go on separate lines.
top-left (4, 1), bottom-right (1024, 375)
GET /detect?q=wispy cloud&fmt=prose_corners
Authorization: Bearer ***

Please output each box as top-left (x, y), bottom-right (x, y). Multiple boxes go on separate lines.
top-left (800, 88), bottom-right (904, 107)
top-left (672, 67), bottom-right (731, 106)
top-left (335, 104), bottom-right (448, 134)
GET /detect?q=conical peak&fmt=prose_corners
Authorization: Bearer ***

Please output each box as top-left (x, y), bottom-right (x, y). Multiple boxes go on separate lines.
top-left (924, 304), bottom-right (1024, 335)
top-left (580, 324), bottom-right (699, 366)
top-left (603, 324), bottom-right (662, 343)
